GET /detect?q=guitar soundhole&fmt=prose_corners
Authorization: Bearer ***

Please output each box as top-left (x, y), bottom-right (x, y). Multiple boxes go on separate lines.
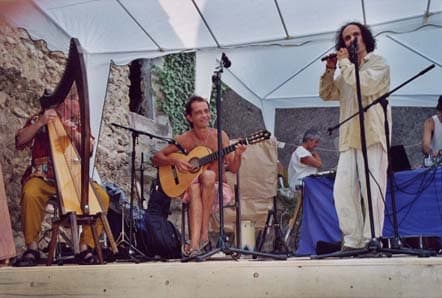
top-left (189, 158), bottom-right (201, 173)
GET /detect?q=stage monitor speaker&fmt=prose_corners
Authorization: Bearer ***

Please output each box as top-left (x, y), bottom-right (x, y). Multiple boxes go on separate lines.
top-left (390, 145), bottom-right (411, 172)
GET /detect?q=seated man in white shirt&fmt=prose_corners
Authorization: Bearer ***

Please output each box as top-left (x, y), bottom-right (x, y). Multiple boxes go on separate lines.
top-left (288, 129), bottom-right (322, 191)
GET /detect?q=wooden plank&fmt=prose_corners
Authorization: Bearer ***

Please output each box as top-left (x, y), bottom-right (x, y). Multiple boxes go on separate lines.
top-left (0, 257), bottom-right (442, 297)
top-left (0, 162), bottom-right (16, 261)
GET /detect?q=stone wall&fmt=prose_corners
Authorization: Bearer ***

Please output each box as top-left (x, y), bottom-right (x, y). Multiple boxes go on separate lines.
top-left (0, 18), bottom-right (165, 252)
top-left (0, 18), bottom-right (67, 250)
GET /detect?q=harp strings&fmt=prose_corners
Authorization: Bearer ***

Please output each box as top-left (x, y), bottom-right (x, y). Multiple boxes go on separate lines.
top-left (67, 87), bottom-right (81, 197)
top-left (58, 90), bottom-right (76, 156)
top-left (56, 86), bottom-right (82, 202)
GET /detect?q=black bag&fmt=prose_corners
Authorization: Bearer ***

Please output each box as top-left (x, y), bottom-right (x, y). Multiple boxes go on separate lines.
top-left (147, 180), bottom-right (171, 218)
top-left (136, 213), bottom-right (182, 259)
top-left (136, 180), bottom-right (182, 259)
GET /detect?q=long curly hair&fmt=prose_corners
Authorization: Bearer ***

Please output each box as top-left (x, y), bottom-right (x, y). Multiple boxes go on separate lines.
top-left (335, 22), bottom-right (376, 53)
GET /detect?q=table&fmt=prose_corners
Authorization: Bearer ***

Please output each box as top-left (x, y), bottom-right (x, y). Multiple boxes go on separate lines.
top-left (296, 167), bottom-right (442, 256)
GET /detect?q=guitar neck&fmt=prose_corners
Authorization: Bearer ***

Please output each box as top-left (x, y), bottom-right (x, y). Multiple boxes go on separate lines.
top-left (199, 140), bottom-right (245, 166)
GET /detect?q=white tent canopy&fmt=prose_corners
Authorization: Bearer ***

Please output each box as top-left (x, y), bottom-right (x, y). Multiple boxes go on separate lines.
top-left (1, 0), bottom-right (441, 135)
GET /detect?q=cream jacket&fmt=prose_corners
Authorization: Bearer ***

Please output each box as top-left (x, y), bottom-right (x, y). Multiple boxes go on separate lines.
top-left (319, 53), bottom-right (391, 152)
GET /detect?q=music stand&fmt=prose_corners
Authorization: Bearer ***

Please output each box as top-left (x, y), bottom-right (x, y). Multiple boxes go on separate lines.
top-left (194, 53), bottom-right (286, 261)
top-left (313, 59), bottom-right (436, 259)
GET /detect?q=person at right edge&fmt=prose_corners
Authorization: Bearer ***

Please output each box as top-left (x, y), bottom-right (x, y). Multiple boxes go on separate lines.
top-left (319, 22), bottom-right (390, 251)
top-left (422, 95), bottom-right (442, 165)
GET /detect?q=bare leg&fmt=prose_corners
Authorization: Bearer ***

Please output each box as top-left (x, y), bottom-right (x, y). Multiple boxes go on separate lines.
top-left (188, 183), bottom-right (203, 250)
top-left (199, 170), bottom-right (216, 245)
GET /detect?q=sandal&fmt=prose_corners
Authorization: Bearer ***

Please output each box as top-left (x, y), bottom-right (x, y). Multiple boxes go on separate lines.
top-left (75, 248), bottom-right (99, 265)
top-left (13, 249), bottom-right (40, 267)
top-left (199, 240), bottom-right (212, 253)
top-left (181, 244), bottom-right (201, 259)
top-left (181, 243), bottom-right (191, 257)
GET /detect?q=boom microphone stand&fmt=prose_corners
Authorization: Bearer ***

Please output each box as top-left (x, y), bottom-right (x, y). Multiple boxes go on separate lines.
top-left (111, 123), bottom-right (185, 261)
top-left (313, 38), bottom-right (436, 258)
top-left (195, 53), bottom-right (286, 261)
top-left (349, 64), bottom-right (435, 257)
top-left (376, 89), bottom-right (433, 257)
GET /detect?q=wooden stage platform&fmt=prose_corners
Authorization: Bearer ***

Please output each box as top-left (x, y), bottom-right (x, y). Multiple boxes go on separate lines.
top-left (1, 255), bottom-right (442, 298)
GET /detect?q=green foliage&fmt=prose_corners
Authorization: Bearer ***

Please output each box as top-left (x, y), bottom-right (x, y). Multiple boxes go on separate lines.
top-left (153, 52), bottom-right (228, 135)
top-left (153, 53), bottom-right (195, 135)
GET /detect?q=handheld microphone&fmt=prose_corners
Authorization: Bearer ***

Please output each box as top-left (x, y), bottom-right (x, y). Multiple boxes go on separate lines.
top-left (348, 37), bottom-right (358, 64)
top-left (348, 36), bottom-right (358, 53)
top-left (320, 53), bottom-right (337, 62)
top-left (352, 36), bottom-right (358, 49)
top-left (221, 52), bottom-right (231, 68)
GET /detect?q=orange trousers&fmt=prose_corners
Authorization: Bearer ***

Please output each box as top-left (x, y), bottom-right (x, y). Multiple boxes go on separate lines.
top-left (21, 177), bottom-right (110, 249)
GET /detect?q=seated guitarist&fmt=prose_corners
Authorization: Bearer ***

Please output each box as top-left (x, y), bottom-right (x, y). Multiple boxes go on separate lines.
top-left (152, 95), bottom-right (246, 258)
top-left (13, 89), bottom-right (109, 266)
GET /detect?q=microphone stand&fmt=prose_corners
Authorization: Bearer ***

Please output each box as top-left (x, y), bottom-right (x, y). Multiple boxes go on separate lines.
top-left (376, 94), bottom-right (433, 257)
top-left (327, 64), bottom-right (436, 136)
top-left (111, 123), bottom-right (186, 261)
top-left (195, 53), bottom-right (286, 261)
top-left (313, 57), bottom-right (436, 258)
top-left (112, 123), bottom-right (187, 154)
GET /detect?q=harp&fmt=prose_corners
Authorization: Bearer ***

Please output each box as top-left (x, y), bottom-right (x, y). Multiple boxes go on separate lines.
top-left (40, 38), bottom-right (117, 264)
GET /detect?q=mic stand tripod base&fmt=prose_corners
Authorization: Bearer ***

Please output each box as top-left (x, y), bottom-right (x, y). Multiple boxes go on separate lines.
top-left (311, 238), bottom-right (390, 260)
top-left (382, 247), bottom-right (435, 258)
top-left (311, 237), bottom-right (435, 260)
top-left (182, 238), bottom-right (287, 262)
top-left (114, 240), bottom-right (152, 263)
top-left (380, 237), bottom-right (435, 258)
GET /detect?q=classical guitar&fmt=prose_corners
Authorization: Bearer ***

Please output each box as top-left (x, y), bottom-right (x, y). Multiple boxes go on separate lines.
top-left (159, 130), bottom-right (271, 198)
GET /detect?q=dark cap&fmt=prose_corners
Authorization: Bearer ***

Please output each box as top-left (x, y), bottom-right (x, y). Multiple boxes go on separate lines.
top-left (39, 88), bottom-right (52, 99)
top-left (437, 95), bottom-right (442, 111)
top-left (39, 88), bottom-right (53, 109)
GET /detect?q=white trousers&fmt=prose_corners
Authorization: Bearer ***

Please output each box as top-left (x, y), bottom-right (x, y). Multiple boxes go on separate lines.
top-left (334, 144), bottom-right (388, 248)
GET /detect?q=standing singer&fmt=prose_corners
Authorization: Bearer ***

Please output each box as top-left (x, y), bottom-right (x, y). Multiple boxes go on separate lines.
top-left (319, 22), bottom-right (390, 251)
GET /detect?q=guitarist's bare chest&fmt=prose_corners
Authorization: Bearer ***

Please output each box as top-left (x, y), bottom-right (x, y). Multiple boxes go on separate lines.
top-left (183, 130), bottom-right (218, 152)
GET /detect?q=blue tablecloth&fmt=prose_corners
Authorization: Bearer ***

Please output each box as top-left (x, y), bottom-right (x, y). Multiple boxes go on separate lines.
top-left (296, 166), bottom-right (442, 256)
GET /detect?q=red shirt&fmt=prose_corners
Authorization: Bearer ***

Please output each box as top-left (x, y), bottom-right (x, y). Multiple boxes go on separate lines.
top-left (16, 114), bottom-right (55, 184)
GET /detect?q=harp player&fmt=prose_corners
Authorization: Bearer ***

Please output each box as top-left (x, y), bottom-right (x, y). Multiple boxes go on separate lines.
top-left (13, 89), bottom-right (109, 266)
